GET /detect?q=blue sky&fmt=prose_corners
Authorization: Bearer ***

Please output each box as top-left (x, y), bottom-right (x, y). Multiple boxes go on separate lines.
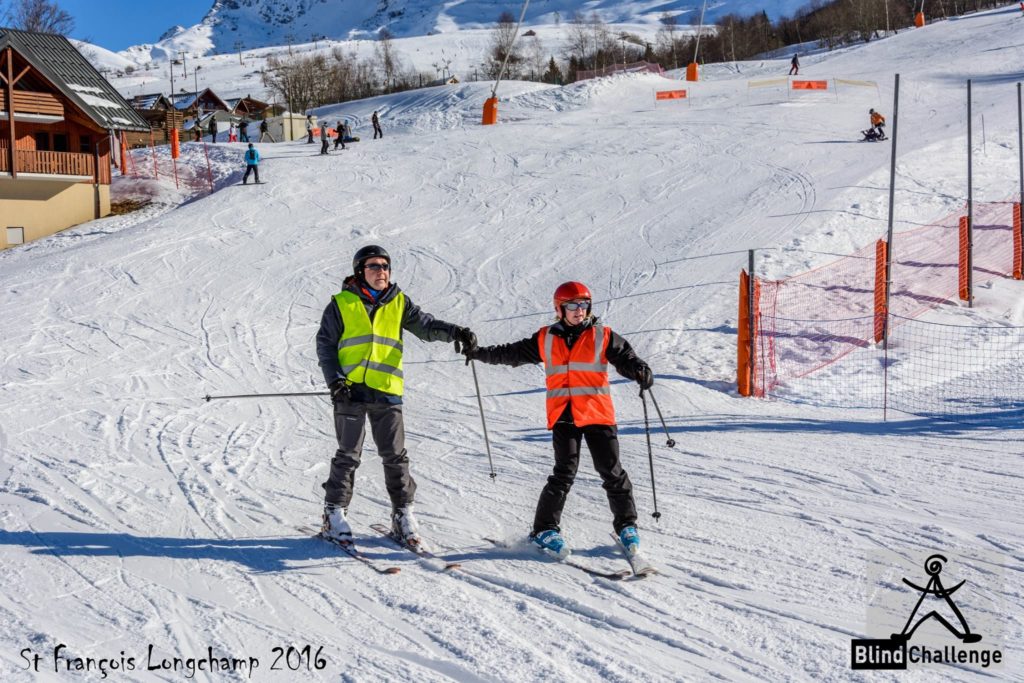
top-left (63, 0), bottom-right (211, 50)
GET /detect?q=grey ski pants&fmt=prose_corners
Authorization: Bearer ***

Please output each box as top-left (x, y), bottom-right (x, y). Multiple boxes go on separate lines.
top-left (322, 400), bottom-right (416, 510)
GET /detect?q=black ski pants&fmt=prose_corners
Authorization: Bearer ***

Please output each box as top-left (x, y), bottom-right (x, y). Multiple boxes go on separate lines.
top-left (242, 164), bottom-right (259, 183)
top-left (323, 399), bottom-right (416, 510)
top-left (533, 421), bottom-right (637, 535)
top-left (373, 123), bottom-right (383, 139)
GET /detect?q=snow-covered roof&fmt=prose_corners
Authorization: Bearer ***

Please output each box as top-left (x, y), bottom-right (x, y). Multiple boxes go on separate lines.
top-left (0, 27), bottom-right (150, 131)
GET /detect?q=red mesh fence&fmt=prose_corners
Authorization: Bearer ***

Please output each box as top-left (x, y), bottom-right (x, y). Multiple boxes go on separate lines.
top-left (754, 198), bottom-right (1019, 396)
top-left (126, 142), bottom-right (214, 194)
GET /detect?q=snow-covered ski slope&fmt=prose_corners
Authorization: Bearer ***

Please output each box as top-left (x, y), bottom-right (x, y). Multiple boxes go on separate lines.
top-left (2, 7), bottom-right (1023, 682)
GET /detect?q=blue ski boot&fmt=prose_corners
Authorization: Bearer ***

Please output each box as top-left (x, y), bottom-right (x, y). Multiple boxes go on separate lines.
top-left (531, 529), bottom-right (570, 560)
top-left (618, 526), bottom-right (640, 558)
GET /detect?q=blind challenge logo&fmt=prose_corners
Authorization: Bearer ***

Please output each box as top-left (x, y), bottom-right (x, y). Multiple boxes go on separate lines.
top-left (851, 554), bottom-right (1003, 670)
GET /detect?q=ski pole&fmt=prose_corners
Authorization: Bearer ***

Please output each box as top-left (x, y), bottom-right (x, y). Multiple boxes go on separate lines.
top-left (203, 391), bottom-right (329, 402)
top-left (469, 360), bottom-right (497, 481)
top-left (639, 389), bottom-right (661, 522)
top-left (646, 387), bottom-right (676, 448)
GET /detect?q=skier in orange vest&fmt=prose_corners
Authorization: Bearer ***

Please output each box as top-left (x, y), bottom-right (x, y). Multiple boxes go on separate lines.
top-left (462, 281), bottom-right (654, 560)
top-left (870, 109), bottom-right (886, 138)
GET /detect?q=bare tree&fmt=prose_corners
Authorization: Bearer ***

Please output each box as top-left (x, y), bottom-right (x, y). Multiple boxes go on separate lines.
top-left (375, 27), bottom-right (399, 92)
top-left (483, 11), bottom-right (523, 80)
top-left (10, 0), bottom-right (74, 34)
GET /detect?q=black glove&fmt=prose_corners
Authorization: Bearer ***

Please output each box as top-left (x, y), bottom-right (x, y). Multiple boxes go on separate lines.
top-left (636, 364), bottom-right (654, 390)
top-left (452, 326), bottom-right (478, 354)
top-left (463, 345), bottom-right (480, 365)
top-left (329, 380), bottom-right (350, 403)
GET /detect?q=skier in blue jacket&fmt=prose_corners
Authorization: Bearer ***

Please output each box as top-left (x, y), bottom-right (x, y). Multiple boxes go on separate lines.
top-left (242, 143), bottom-right (260, 184)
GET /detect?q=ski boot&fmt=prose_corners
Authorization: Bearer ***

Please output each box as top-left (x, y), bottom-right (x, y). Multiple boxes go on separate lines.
top-left (321, 503), bottom-right (352, 543)
top-left (391, 505), bottom-right (424, 549)
top-left (618, 526), bottom-right (641, 558)
top-left (531, 529), bottom-right (570, 560)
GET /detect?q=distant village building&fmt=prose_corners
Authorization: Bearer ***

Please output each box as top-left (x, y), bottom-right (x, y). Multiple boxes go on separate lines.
top-left (1, 27), bottom-right (150, 249)
top-left (128, 92), bottom-right (182, 146)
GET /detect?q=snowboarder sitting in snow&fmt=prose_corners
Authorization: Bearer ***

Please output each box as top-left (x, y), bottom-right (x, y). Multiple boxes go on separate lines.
top-left (461, 281), bottom-right (654, 561)
top-left (316, 245), bottom-right (477, 549)
top-left (242, 143), bottom-right (259, 184)
top-left (863, 108), bottom-right (887, 141)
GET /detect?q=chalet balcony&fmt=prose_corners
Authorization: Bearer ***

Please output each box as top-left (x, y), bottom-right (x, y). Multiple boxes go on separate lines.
top-left (0, 90), bottom-right (65, 122)
top-left (0, 148), bottom-right (96, 180)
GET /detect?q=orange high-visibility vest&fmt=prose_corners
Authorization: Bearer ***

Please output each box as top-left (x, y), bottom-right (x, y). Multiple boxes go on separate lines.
top-left (871, 112), bottom-right (885, 126)
top-left (537, 323), bottom-right (615, 429)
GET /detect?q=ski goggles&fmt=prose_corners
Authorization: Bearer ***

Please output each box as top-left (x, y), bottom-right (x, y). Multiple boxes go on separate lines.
top-left (364, 263), bottom-right (391, 272)
top-left (562, 301), bottom-right (591, 311)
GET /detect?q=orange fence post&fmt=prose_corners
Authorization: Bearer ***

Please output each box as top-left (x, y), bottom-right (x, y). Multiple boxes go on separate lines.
top-left (737, 269), bottom-right (752, 396)
top-left (874, 240), bottom-right (888, 343)
top-left (914, 11), bottom-right (925, 27)
top-left (119, 132), bottom-right (127, 176)
top-left (170, 127), bottom-right (180, 159)
top-left (958, 216), bottom-right (971, 301)
top-left (1013, 203), bottom-right (1022, 280)
top-left (685, 62), bottom-right (699, 82)
top-left (482, 97), bottom-right (498, 125)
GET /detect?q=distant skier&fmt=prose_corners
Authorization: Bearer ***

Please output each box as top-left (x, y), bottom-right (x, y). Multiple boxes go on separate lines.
top-left (242, 143), bottom-right (260, 184)
top-left (789, 53), bottom-right (800, 76)
top-left (228, 121), bottom-right (237, 143)
top-left (316, 245), bottom-right (477, 549)
top-left (238, 118), bottom-right (250, 143)
top-left (372, 110), bottom-right (383, 139)
top-left (192, 117), bottom-right (202, 142)
top-left (208, 117), bottom-right (218, 143)
top-left (306, 115), bottom-right (314, 143)
top-left (258, 118), bottom-right (275, 143)
top-left (339, 119), bottom-right (352, 150)
top-left (870, 108), bottom-right (886, 138)
top-left (320, 122), bottom-right (331, 155)
top-left (461, 281), bottom-right (654, 561)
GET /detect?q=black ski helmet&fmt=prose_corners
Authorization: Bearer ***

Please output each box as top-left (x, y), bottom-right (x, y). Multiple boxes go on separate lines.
top-left (352, 245), bottom-right (391, 275)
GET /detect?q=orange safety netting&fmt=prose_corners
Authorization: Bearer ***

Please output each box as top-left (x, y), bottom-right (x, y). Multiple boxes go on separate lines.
top-left (754, 198), bottom-right (1019, 396)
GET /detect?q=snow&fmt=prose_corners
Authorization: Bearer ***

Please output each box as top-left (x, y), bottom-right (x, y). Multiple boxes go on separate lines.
top-left (2, 5), bottom-right (1024, 682)
top-left (110, 0), bottom-right (816, 58)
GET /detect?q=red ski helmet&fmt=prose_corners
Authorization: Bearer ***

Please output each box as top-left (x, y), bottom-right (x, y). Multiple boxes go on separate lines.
top-left (553, 281), bottom-right (592, 316)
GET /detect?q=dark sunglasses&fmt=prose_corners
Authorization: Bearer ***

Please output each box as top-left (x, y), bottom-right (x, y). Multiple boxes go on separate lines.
top-left (562, 301), bottom-right (591, 311)
top-left (364, 263), bottom-right (390, 272)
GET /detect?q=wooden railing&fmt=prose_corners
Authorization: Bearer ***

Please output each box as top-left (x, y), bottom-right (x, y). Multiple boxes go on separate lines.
top-left (8, 149), bottom-right (94, 177)
top-left (0, 90), bottom-right (65, 116)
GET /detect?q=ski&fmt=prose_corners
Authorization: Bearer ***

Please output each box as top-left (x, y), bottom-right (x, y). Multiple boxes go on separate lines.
top-left (484, 537), bottom-right (631, 581)
top-left (369, 523), bottom-right (462, 571)
top-left (610, 532), bottom-right (659, 577)
top-left (297, 526), bottom-right (401, 575)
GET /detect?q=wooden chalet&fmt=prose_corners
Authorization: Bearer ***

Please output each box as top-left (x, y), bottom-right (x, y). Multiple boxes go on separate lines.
top-left (171, 88), bottom-right (230, 116)
top-left (227, 94), bottom-right (269, 119)
top-left (1, 27), bottom-right (150, 249)
top-left (127, 92), bottom-right (182, 147)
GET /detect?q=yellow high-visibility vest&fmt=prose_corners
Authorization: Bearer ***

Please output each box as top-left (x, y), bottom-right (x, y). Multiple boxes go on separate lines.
top-left (334, 290), bottom-right (405, 395)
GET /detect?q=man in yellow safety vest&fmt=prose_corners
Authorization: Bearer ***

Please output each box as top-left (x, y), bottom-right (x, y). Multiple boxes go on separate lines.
top-left (316, 245), bottom-right (476, 549)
